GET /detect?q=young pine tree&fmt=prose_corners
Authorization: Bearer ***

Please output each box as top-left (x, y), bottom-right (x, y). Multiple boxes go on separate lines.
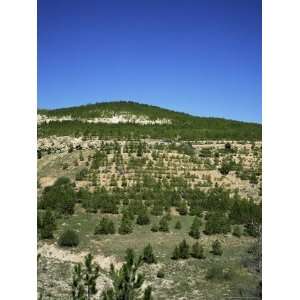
top-left (189, 217), bottom-right (201, 239)
top-left (71, 253), bottom-right (100, 300)
top-left (211, 240), bottom-right (223, 256)
top-left (101, 248), bottom-right (152, 300)
top-left (178, 239), bottom-right (190, 259)
top-left (174, 220), bottom-right (182, 230)
top-left (191, 242), bottom-right (205, 259)
top-left (158, 216), bottom-right (169, 232)
top-left (142, 244), bottom-right (157, 264)
top-left (118, 215), bottom-right (133, 234)
top-left (40, 209), bottom-right (56, 239)
top-left (171, 246), bottom-right (180, 260)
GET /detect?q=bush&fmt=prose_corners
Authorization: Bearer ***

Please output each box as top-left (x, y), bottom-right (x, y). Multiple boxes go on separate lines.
top-left (232, 225), bottom-right (243, 237)
top-left (189, 217), bottom-right (201, 239)
top-left (177, 201), bottom-right (188, 215)
top-left (39, 209), bottom-right (56, 239)
top-left (179, 239), bottom-right (190, 259)
top-left (151, 223), bottom-right (159, 232)
top-left (191, 242), bottom-right (205, 259)
top-left (95, 218), bottom-right (115, 235)
top-left (157, 270), bottom-right (165, 278)
top-left (171, 246), bottom-right (180, 260)
top-left (174, 220), bottom-right (182, 230)
top-left (142, 244), bottom-right (157, 264)
top-left (118, 215), bottom-right (133, 234)
top-left (40, 177), bottom-right (75, 215)
top-left (136, 210), bottom-right (150, 225)
top-left (58, 229), bottom-right (79, 247)
top-left (206, 264), bottom-right (224, 280)
top-left (211, 240), bottom-right (223, 256)
top-left (158, 217), bottom-right (169, 232)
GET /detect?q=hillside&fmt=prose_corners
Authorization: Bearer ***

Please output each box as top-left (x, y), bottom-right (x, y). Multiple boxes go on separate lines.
top-left (38, 101), bottom-right (261, 140)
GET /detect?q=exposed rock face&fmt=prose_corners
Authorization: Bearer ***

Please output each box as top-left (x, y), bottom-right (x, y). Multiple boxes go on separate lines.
top-left (37, 113), bottom-right (172, 125)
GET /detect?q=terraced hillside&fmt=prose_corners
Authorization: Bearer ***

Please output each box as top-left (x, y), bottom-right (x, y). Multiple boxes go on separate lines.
top-left (37, 103), bottom-right (262, 300)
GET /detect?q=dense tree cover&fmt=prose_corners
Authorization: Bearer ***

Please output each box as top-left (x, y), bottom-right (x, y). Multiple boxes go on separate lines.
top-left (74, 183), bottom-right (260, 230)
top-left (101, 248), bottom-right (152, 300)
top-left (39, 177), bottom-right (75, 215)
top-left (204, 212), bottom-right (231, 235)
top-left (38, 102), bottom-right (261, 140)
top-left (71, 253), bottom-right (100, 300)
top-left (58, 229), bottom-right (80, 247)
top-left (94, 217), bottom-right (115, 235)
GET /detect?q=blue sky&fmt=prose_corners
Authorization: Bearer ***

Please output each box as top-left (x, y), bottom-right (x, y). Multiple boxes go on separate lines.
top-left (38, 0), bottom-right (261, 123)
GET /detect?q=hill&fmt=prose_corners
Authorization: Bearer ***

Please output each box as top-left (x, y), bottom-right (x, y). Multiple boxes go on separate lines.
top-left (38, 101), bottom-right (261, 140)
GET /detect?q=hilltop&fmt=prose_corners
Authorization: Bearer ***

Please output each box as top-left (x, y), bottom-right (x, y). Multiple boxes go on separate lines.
top-left (38, 101), bottom-right (261, 140)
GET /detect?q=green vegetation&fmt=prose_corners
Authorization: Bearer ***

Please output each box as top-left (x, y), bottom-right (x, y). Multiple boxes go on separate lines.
top-left (211, 240), bottom-right (223, 256)
top-left (38, 101), bottom-right (261, 140)
top-left (58, 229), bottom-right (80, 247)
top-left (94, 217), bottom-right (115, 235)
top-left (71, 253), bottom-right (100, 300)
top-left (101, 248), bottom-right (152, 300)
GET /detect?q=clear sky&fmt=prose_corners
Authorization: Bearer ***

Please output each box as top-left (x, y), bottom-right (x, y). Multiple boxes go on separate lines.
top-left (38, 0), bottom-right (261, 123)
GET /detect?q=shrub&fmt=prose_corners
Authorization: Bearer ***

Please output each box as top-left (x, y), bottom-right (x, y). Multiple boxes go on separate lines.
top-left (178, 239), bottom-right (190, 259)
top-left (174, 220), bottom-right (182, 230)
top-left (118, 215), bottom-right (133, 234)
top-left (136, 210), bottom-right (150, 225)
top-left (171, 246), bottom-right (180, 260)
top-left (75, 168), bottom-right (88, 181)
top-left (232, 225), bottom-right (243, 237)
top-left (211, 240), bottom-right (223, 256)
top-left (157, 270), bottom-right (165, 278)
top-left (58, 229), bottom-right (79, 247)
top-left (40, 177), bottom-right (75, 215)
top-left (158, 216), bottom-right (169, 232)
top-left (142, 244), bottom-right (157, 264)
top-left (177, 201), bottom-right (188, 215)
top-left (191, 242), bottom-right (205, 259)
top-left (151, 223), bottom-right (159, 232)
top-left (189, 217), bottom-right (201, 239)
top-left (40, 209), bottom-right (56, 239)
top-left (94, 218), bottom-right (115, 235)
top-left (206, 264), bottom-right (224, 280)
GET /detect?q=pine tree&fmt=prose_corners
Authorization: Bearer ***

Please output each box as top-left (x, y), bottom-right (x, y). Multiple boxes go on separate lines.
top-left (191, 242), bottom-right (205, 259)
top-left (136, 209), bottom-right (150, 225)
top-left (177, 201), bottom-right (188, 215)
top-left (71, 253), bottom-right (100, 300)
top-left (174, 220), bottom-right (182, 230)
top-left (158, 216), bottom-right (169, 232)
top-left (79, 151), bottom-right (84, 161)
top-left (189, 217), bottom-right (201, 239)
top-left (211, 240), bottom-right (223, 256)
top-left (101, 248), bottom-right (152, 300)
top-left (40, 209), bottom-right (56, 239)
top-left (171, 246), bottom-right (180, 260)
top-left (118, 215), bottom-right (133, 234)
top-left (178, 239), bottom-right (190, 259)
top-left (142, 244), bottom-right (157, 264)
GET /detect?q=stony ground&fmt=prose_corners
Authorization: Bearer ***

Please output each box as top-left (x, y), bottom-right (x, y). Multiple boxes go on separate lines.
top-left (37, 138), bottom-right (261, 299)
